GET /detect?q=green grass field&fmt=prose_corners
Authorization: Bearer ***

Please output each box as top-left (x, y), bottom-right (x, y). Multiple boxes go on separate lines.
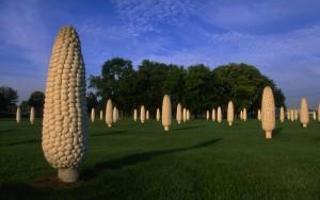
top-left (1, 118), bottom-right (320, 200)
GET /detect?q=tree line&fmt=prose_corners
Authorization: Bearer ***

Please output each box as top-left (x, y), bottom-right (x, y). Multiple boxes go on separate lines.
top-left (88, 57), bottom-right (285, 117)
top-left (0, 57), bottom-right (285, 118)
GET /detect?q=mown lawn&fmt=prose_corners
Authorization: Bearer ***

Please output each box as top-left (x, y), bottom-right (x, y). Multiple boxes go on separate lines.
top-left (1, 118), bottom-right (320, 200)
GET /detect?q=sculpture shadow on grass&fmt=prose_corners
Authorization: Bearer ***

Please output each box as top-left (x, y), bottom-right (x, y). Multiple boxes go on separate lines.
top-left (273, 128), bottom-right (283, 137)
top-left (90, 130), bottom-right (128, 137)
top-left (82, 138), bottom-right (222, 180)
top-left (2, 139), bottom-right (40, 147)
top-left (174, 126), bottom-right (201, 131)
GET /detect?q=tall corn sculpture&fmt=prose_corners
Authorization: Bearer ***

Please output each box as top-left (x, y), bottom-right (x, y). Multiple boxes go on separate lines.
top-left (176, 103), bottom-right (182, 124)
top-left (212, 108), bottom-right (216, 122)
top-left (140, 105), bottom-right (145, 124)
top-left (300, 97), bottom-right (309, 128)
top-left (99, 110), bottom-right (103, 120)
top-left (261, 86), bottom-right (275, 139)
top-left (156, 108), bottom-right (161, 122)
top-left (113, 107), bottom-right (118, 123)
top-left (42, 26), bottom-right (88, 183)
top-left (186, 109), bottom-right (190, 121)
top-left (30, 106), bottom-right (35, 125)
top-left (227, 101), bottom-right (234, 126)
top-left (318, 104), bottom-right (320, 122)
top-left (243, 108), bottom-right (247, 122)
top-left (206, 110), bottom-right (210, 120)
top-left (280, 106), bottom-right (285, 123)
top-left (133, 109), bottom-right (138, 122)
top-left (217, 107), bottom-right (222, 123)
top-left (16, 106), bottom-right (21, 124)
top-left (90, 108), bottom-right (95, 122)
top-left (257, 109), bottom-right (261, 121)
top-left (146, 110), bottom-right (150, 120)
top-left (312, 111), bottom-right (316, 121)
top-left (183, 108), bottom-right (187, 123)
top-left (162, 95), bottom-right (172, 131)
top-left (105, 99), bottom-right (113, 127)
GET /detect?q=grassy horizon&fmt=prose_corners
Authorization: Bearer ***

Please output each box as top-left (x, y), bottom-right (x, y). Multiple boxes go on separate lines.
top-left (1, 118), bottom-right (320, 200)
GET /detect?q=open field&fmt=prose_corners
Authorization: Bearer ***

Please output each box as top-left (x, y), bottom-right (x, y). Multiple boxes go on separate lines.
top-left (1, 118), bottom-right (320, 200)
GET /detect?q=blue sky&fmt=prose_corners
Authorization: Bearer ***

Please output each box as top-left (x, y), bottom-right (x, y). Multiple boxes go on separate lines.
top-left (1, 0), bottom-right (320, 107)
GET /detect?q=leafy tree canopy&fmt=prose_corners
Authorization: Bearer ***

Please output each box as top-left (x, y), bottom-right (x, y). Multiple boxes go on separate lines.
top-left (89, 58), bottom-right (285, 117)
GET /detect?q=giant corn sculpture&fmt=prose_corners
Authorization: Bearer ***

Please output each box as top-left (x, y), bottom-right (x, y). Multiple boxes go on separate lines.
top-left (290, 109), bottom-right (294, 122)
top-left (300, 97), bottom-right (309, 128)
top-left (133, 109), bottom-right (138, 122)
top-left (280, 106), bottom-right (285, 123)
top-left (156, 108), bottom-right (161, 121)
top-left (30, 106), bottom-right (35, 125)
top-left (162, 94), bottom-right (172, 131)
top-left (113, 107), bottom-right (118, 123)
top-left (206, 110), bottom-right (210, 120)
top-left (140, 105), bottom-right (145, 123)
top-left (183, 108), bottom-right (187, 123)
top-left (176, 103), bottom-right (182, 124)
top-left (90, 108), bottom-right (95, 122)
top-left (261, 86), bottom-right (275, 139)
top-left (146, 110), bottom-right (150, 120)
top-left (99, 110), bottom-right (103, 120)
top-left (227, 101), bottom-right (234, 126)
top-left (312, 111), bottom-right (316, 121)
top-left (243, 108), bottom-right (247, 122)
top-left (186, 109), bottom-right (190, 121)
top-left (217, 107), bottom-right (222, 123)
top-left (42, 26), bottom-right (88, 183)
top-left (16, 106), bottom-right (21, 123)
top-left (105, 99), bottom-right (113, 127)
top-left (257, 109), bottom-right (261, 121)
top-left (212, 108), bottom-right (216, 122)
top-left (318, 104), bottom-right (320, 122)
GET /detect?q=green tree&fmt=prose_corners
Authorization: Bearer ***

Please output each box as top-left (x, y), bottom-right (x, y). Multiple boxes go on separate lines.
top-left (28, 91), bottom-right (45, 116)
top-left (86, 92), bottom-right (99, 112)
top-left (184, 64), bottom-right (213, 115)
top-left (0, 86), bottom-right (18, 112)
top-left (89, 57), bottom-right (136, 115)
top-left (212, 63), bottom-right (285, 114)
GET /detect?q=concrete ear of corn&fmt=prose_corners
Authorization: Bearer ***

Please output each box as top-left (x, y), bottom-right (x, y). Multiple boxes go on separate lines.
top-left (261, 86), bottom-right (275, 139)
top-left (243, 108), bottom-right (247, 122)
top-left (113, 107), bottom-right (118, 123)
top-left (300, 97), bottom-right (309, 128)
top-left (212, 108), bottom-right (216, 122)
top-left (206, 110), bottom-right (210, 120)
top-left (140, 105), bottom-right (145, 123)
top-left (217, 107), bottom-right (222, 123)
top-left (156, 108), bottom-right (161, 121)
top-left (42, 26), bottom-right (88, 183)
top-left (162, 95), bottom-right (172, 131)
top-left (105, 99), bottom-right (113, 127)
top-left (99, 110), bottom-right (103, 120)
top-left (257, 109), bottom-right (261, 121)
top-left (30, 106), bottom-right (35, 125)
top-left (133, 109), bottom-right (138, 121)
top-left (16, 107), bottom-right (21, 123)
top-left (227, 101), bottom-right (234, 126)
top-left (280, 107), bottom-right (285, 123)
top-left (183, 108), bottom-right (187, 122)
top-left (146, 110), bottom-right (150, 120)
top-left (91, 108), bottom-right (95, 122)
top-left (176, 104), bottom-right (182, 124)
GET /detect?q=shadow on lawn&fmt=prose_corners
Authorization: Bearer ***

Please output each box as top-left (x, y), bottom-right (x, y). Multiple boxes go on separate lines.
top-left (82, 138), bottom-right (221, 180)
top-left (174, 126), bottom-right (201, 131)
top-left (1, 139), bottom-right (40, 147)
top-left (90, 130), bottom-right (128, 137)
top-left (273, 128), bottom-right (283, 137)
